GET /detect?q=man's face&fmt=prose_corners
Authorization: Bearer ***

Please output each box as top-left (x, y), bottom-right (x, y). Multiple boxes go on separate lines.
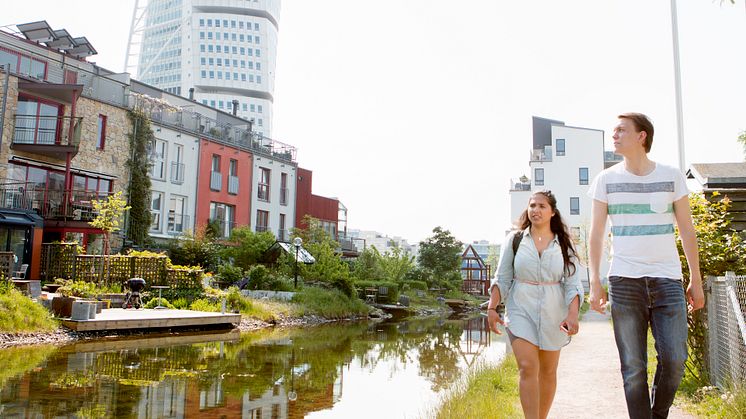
top-left (612, 118), bottom-right (645, 155)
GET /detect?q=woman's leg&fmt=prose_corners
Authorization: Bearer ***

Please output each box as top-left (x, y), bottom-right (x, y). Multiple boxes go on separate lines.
top-left (512, 337), bottom-right (541, 419)
top-left (538, 349), bottom-right (561, 419)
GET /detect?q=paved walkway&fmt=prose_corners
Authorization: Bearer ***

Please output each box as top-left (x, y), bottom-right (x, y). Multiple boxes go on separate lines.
top-left (549, 310), bottom-right (694, 419)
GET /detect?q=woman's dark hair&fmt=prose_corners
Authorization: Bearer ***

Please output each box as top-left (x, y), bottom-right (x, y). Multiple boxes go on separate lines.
top-left (516, 190), bottom-right (577, 276)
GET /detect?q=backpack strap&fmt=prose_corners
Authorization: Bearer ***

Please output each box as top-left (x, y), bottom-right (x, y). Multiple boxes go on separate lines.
top-left (512, 230), bottom-right (524, 266)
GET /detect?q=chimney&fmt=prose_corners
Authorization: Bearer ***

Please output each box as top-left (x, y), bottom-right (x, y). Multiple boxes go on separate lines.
top-left (188, 87), bottom-right (194, 100)
top-left (232, 99), bottom-right (239, 116)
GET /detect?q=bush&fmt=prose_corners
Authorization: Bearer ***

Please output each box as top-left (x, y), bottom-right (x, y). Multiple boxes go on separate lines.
top-left (189, 298), bottom-right (220, 312)
top-left (144, 297), bottom-right (175, 309)
top-left (57, 280), bottom-right (97, 298)
top-left (171, 297), bottom-right (190, 309)
top-left (217, 264), bottom-right (246, 286)
top-left (401, 280), bottom-right (428, 291)
top-left (292, 286), bottom-right (368, 319)
top-left (225, 286), bottom-right (252, 313)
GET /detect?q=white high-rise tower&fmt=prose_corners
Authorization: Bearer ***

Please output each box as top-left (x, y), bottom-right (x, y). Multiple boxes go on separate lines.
top-left (130, 0), bottom-right (280, 137)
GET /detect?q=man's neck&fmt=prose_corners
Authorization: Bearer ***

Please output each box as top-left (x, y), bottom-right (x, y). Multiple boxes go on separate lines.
top-left (623, 153), bottom-right (655, 176)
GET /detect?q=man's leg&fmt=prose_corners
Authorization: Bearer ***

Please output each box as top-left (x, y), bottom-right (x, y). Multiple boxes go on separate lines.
top-left (649, 278), bottom-right (688, 419)
top-left (609, 276), bottom-right (651, 419)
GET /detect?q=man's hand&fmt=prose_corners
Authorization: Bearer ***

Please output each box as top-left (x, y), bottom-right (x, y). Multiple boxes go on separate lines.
top-left (589, 282), bottom-right (608, 314)
top-left (487, 309), bottom-right (504, 335)
top-left (686, 278), bottom-right (705, 312)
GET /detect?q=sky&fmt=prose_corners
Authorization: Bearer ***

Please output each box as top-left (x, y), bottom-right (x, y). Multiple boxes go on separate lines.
top-left (3, 0), bottom-right (746, 245)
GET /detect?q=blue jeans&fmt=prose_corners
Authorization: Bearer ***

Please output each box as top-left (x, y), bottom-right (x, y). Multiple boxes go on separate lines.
top-left (608, 276), bottom-right (688, 419)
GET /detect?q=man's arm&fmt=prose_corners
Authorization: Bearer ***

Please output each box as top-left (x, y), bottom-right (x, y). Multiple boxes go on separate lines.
top-left (673, 195), bottom-right (704, 311)
top-left (588, 199), bottom-right (608, 313)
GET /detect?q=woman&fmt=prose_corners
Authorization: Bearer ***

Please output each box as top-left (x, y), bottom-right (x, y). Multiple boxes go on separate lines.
top-left (487, 190), bottom-right (585, 419)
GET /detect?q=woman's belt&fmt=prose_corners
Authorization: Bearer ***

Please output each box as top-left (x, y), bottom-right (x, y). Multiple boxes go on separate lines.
top-left (516, 278), bottom-right (561, 285)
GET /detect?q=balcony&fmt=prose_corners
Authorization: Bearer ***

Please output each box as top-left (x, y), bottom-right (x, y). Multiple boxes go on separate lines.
top-left (277, 228), bottom-right (289, 242)
top-left (0, 181), bottom-right (112, 221)
top-left (529, 146), bottom-right (553, 162)
top-left (210, 171), bottom-right (222, 191)
top-left (510, 177), bottom-right (532, 191)
top-left (228, 175), bottom-right (239, 195)
top-left (255, 225), bottom-right (270, 233)
top-left (167, 213), bottom-right (190, 235)
top-left (170, 162), bottom-right (185, 184)
top-left (11, 115), bottom-right (82, 159)
top-left (280, 187), bottom-right (288, 206)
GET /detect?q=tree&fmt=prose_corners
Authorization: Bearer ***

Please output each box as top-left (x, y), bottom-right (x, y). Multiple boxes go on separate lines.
top-left (485, 245), bottom-right (501, 277)
top-left (677, 192), bottom-right (746, 384)
top-left (378, 245), bottom-right (415, 284)
top-left (352, 247), bottom-right (385, 282)
top-left (291, 216), bottom-right (354, 296)
top-left (125, 110), bottom-right (153, 246)
top-left (418, 227), bottom-right (463, 289)
top-left (89, 191), bottom-right (130, 282)
top-left (168, 226), bottom-right (221, 273)
top-left (222, 226), bottom-right (276, 270)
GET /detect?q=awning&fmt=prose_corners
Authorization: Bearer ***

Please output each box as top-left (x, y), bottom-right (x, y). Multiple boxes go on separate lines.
top-left (0, 209), bottom-right (43, 228)
top-left (18, 82), bottom-right (83, 104)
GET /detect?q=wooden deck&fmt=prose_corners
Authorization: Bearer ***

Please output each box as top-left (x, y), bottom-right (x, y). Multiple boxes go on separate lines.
top-left (61, 308), bottom-right (242, 332)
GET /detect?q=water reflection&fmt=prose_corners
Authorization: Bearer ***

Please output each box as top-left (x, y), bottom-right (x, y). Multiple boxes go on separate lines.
top-left (0, 314), bottom-right (508, 418)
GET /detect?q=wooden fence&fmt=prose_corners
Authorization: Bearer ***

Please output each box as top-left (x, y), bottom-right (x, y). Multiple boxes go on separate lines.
top-left (40, 243), bottom-right (203, 290)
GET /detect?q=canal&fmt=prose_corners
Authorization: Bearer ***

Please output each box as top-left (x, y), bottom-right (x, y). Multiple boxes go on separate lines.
top-left (0, 314), bottom-right (509, 418)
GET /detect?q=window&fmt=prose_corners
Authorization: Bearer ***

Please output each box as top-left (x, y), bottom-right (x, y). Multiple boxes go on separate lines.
top-left (255, 36), bottom-right (260, 44)
top-left (0, 48), bottom-right (46, 79)
top-left (207, 32), bottom-right (213, 40)
top-left (200, 32), bottom-right (205, 39)
top-left (242, 103), bottom-right (247, 111)
top-left (210, 202), bottom-right (235, 238)
top-left (210, 155), bottom-right (222, 191)
top-left (256, 62), bottom-right (261, 70)
top-left (257, 105), bottom-right (263, 113)
top-left (212, 155), bottom-right (221, 172)
top-left (214, 19), bottom-right (220, 27)
top-left (231, 20), bottom-right (236, 28)
top-left (216, 58), bottom-right (222, 66)
top-left (207, 19), bottom-right (212, 27)
top-left (579, 167), bottom-right (589, 185)
top-left (96, 114), bottom-right (107, 149)
top-left (256, 75), bottom-right (261, 84)
top-left (223, 20), bottom-right (228, 27)
top-left (250, 104), bottom-right (255, 112)
top-left (254, 23), bottom-right (259, 31)
top-left (201, 70), bottom-right (206, 78)
top-left (256, 210), bottom-right (269, 232)
top-left (534, 168), bottom-right (544, 186)
top-left (208, 45), bottom-right (213, 52)
top-left (258, 167), bottom-right (270, 201)
top-left (257, 118), bottom-right (263, 126)
top-left (199, 19), bottom-right (205, 27)
top-left (279, 214), bottom-right (286, 241)
top-left (168, 195), bottom-right (186, 233)
top-left (14, 96), bottom-right (63, 145)
top-left (171, 144), bottom-right (184, 184)
top-left (570, 197), bottom-right (580, 215)
top-left (280, 173), bottom-right (288, 206)
top-left (149, 139), bottom-right (167, 180)
top-left (151, 191), bottom-right (163, 232)
top-left (255, 49), bottom-right (260, 57)
top-left (556, 139), bottom-right (565, 156)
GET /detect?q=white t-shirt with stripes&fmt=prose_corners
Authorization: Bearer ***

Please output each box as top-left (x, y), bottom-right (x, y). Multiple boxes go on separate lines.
top-left (588, 162), bottom-right (689, 280)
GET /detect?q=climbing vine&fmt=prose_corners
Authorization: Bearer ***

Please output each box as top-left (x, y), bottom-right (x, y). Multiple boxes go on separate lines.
top-left (126, 109), bottom-right (153, 246)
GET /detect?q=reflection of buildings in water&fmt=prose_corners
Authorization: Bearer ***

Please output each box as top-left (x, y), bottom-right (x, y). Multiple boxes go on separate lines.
top-left (458, 316), bottom-right (492, 367)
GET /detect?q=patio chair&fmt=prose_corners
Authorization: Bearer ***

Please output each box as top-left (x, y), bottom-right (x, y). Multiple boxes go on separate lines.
top-left (12, 263), bottom-right (28, 280)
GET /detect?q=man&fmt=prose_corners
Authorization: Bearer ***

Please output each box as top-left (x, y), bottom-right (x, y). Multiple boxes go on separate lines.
top-left (587, 113), bottom-right (704, 419)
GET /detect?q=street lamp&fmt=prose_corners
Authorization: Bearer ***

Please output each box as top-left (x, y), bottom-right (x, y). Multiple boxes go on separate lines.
top-left (293, 237), bottom-right (302, 289)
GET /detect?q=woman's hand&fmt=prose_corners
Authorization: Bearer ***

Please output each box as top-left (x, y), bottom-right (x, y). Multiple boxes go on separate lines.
top-left (560, 313), bottom-right (579, 336)
top-left (487, 309), bottom-right (504, 335)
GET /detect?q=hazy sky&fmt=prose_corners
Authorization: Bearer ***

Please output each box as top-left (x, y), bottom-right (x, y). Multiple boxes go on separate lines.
top-left (4, 1), bottom-right (746, 244)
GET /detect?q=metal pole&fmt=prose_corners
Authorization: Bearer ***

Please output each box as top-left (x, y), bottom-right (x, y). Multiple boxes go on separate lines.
top-left (671, 0), bottom-right (686, 172)
top-left (294, 245), bottom-right (299, 288)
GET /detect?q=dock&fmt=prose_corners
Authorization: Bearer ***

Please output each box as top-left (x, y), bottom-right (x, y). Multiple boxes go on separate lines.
top-left (60, 308), bottom-right (241, 332)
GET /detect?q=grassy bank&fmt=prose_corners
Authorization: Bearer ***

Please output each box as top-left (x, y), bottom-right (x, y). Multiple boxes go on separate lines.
top-left (433, 356), bottom-right (521, 419)
top-left (0, 287), bottom-right (57, 333)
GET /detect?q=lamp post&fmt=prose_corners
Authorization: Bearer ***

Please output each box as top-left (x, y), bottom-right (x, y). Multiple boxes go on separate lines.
top-left (293, 237), bottom-right (302, 289)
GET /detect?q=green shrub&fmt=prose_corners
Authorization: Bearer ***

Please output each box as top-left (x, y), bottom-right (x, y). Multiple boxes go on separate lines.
top-left (217, 264), bottom-right (246, 286)
top-left (401, 280), bottom-right (428, 291)
top-left (225, 286), bottom-right (252, 313)
top-left (144, 297), bottom-right (175, 309)
top-left (57, 280), bottom-right (97, 298)
top-left (190, 298), bottom-right (220, 312)
top-left (171, 297), bottom-right (190, 309)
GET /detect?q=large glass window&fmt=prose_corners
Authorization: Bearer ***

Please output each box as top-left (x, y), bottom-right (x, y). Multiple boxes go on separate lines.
top-left (556, 139), bottom-right (566, 156)
top-left (15, 96), bottom-right (62, 145)
top-left (168, 195), bottom-right (186, 234)
top-left (151, 191), bottom-right (163, 232)
top-left (256, 210), bottom-right (269, 232)
top-left (149, 139), bottom-right (167, 180)
top-left (209, 202), bottom-right (235, 238)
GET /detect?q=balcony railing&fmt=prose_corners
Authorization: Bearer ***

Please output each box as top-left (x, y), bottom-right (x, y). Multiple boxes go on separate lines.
top-left (510, 177), bottom-right (532, 191)
top-left (208, 218), bottom-right (235, 238)
top-left (167, 213), bottom-right (190, 235)
top-left (0, 181), bottom-right (112, 221)
top-left (170, 162), bottom-right (185, 184)
top-left (228, 175), bottom-right (239, 195)
top-left (277, 228), bottom-right (289, 242)
top-left (280, 187), bottom-right (288, 206)
top-left (255, 225), bottom-right (270, 233)
top-left (529, 147), bottom-right (553, 162)
top-left (11, 115), bottom-right (83, 159)
top-left (210, 171), bottom-right (222, 191)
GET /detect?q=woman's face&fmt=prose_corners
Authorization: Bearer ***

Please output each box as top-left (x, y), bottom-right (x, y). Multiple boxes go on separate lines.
top-left (528, 194), bottom-right (554, 227)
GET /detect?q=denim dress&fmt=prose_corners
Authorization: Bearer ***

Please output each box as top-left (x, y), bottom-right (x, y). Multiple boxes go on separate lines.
top-left (490, 228), bottom-right (585, 351)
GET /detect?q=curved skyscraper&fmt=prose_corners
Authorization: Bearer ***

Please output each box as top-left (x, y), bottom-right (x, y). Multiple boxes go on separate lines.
top-left (134, 0), bottom-right (279, 137)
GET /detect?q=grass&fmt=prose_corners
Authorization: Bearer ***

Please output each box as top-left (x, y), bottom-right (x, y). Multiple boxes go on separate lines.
top-left (432, 357), bottom-right (521, 419)
top-left (645, 331), bottom-right (746, 418)
top-left (291, 286), bottom-right (369, 319)
top-left (0, 288), bottom-right (58, 333)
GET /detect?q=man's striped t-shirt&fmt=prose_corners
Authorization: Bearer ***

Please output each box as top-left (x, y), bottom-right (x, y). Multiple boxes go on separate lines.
top-left (587, 162), bottom-right (688, 279)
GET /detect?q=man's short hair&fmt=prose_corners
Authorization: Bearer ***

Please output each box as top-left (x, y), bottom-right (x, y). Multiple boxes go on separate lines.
top-left (618, 112), bottom-right (654, 153)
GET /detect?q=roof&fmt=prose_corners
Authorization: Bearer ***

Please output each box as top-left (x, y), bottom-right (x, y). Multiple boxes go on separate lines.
top-left (263, 241), bottom-right (316, 264)
top-left (687, 162), bottom-right (746, 188)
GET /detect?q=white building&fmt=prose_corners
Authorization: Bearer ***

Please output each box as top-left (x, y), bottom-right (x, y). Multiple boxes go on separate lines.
top-left (509, 116), bottom-right (611, 287)
top-left (134, 0), bottom-right (280, 138)
top-left (347, 229), bottom-right (417, 258)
